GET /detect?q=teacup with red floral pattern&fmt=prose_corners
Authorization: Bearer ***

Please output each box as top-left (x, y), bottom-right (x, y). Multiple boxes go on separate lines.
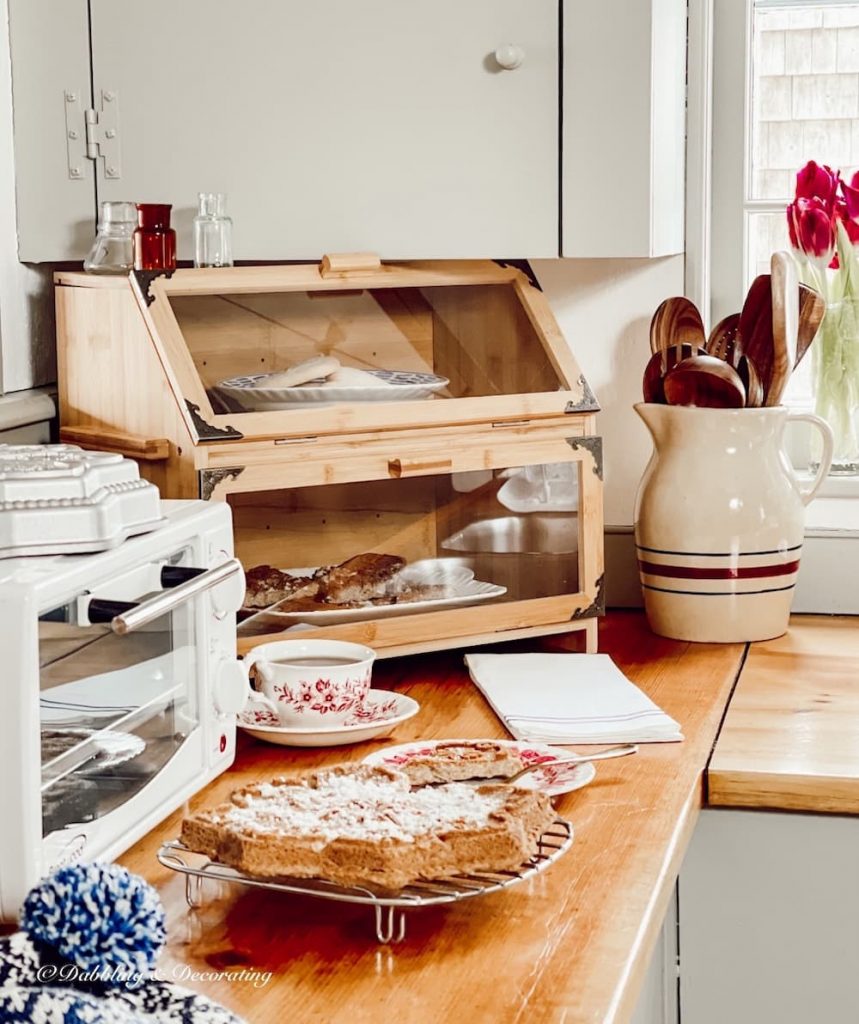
top-left (243, 639), bottom-right (376, 729)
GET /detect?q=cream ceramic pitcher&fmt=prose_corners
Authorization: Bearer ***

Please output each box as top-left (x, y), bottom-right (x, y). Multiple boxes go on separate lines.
top-left (634, 404), bottom-right (834, 642)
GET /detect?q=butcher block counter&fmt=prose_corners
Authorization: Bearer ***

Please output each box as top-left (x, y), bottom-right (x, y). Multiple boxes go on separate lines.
top-left (708, 615), bottom-right (859, 814)
top-left (121, 612), bottom-right (744, 1024)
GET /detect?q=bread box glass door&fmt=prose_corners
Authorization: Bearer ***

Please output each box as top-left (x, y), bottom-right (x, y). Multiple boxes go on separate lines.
top-left (132, 261), bottom-right (597, 443)
top-left (234, 440), bottom-right (603, 653)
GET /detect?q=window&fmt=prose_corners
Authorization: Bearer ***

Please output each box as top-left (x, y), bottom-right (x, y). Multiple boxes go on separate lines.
top-left (711, 0), bottom-right (859, 416)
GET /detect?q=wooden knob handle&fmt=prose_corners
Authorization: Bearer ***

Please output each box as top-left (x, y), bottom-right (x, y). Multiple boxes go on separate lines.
top-left (319, 252), bottom-right (382, 279)
top-left (388, 457), bottom-right (453, 478)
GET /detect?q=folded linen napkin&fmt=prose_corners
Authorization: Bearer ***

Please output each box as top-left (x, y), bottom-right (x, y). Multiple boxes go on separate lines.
top-left (464, 653), bottom-right (683, 744)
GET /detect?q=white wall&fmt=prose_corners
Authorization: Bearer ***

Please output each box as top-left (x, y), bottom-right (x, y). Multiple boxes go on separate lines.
top-left (534, 256), bottom-right (686, 526)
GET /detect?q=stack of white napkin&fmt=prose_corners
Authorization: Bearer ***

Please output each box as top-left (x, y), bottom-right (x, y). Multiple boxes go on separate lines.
top-left (464, 653), bottom-right (683, 744)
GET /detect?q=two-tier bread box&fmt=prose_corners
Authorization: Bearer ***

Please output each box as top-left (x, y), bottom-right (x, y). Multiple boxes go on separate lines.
top-left (55, 254), bottom-right (603, 656)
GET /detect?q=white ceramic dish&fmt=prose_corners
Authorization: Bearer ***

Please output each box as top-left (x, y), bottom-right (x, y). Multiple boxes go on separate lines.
top-left (238, 689), bottom-right (419, 747)
top-left (216, 369), bottom-right (449, 410)
top-left (363, 738), bottom-right (597, 797)
top-left (242, 559), bottom-right (506, 625)
top-left (0, 444), bottom-right (163, 558)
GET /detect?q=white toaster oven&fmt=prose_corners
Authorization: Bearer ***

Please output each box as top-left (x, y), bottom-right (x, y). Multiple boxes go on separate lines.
top-left (0, 499), bottom-right (247, 918)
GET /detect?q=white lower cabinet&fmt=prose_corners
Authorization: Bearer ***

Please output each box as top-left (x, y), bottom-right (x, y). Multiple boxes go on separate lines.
top-left (631, 887), bottom-right (679, 1024)
top-left (678, 809), bottom-right (859, 1023)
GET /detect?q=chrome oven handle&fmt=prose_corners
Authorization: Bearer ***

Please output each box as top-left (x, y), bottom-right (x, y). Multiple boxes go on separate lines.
top-left (110, 558), bottom-right (244, 635)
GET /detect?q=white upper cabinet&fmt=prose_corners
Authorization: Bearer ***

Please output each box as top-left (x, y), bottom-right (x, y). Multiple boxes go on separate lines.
top-left (8, 1), bottom-right (685, 263)
top-left (562, 0), bottom-right (686, 258)
top-left (7, 1), bottom-right (97, 259)
top-left (13, 0), bottom-right (559, 262)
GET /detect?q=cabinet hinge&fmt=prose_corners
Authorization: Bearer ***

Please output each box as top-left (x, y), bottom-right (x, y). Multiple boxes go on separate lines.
top-left (64, 88), bottom-right (121, 180)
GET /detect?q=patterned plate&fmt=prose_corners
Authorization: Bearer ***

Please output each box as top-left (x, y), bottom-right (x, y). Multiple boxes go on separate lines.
top-left (238, 689), bottom-right (420, 748)
top-left (216, 369), bottom-right (449, 409)
top-left (363, 738), bottom-right (596, 796)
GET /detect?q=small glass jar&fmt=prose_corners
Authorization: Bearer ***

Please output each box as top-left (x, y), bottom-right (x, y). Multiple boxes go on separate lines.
top-left (83, 201), bottom-right (136, 274)
top-left (193, 192), bottom-right (233, 268)
top-left (133, 203), bottom-right (177, 272)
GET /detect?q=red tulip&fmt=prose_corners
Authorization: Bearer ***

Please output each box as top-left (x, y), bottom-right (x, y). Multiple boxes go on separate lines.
top-left (835, 197), bottom-right (859, 245)
top-left (787, 196), bottom-right (836, 267)
top-left (840, 170), bottom-right (859, 223)
top-left (794, 160), bottom-right (840, 207)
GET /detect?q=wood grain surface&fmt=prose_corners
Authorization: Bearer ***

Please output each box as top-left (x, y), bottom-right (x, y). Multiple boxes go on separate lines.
top-left (120, 613), bottom-right (743, 1024)
top-left (708, 615), bottom-right (859, 813)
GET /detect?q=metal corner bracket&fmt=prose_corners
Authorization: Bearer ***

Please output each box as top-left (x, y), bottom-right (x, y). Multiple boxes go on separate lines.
top-left (186, 400), bottom-right (244, 441)
top-left (132, 267), bottom-right (176, 307)
top-left (565, 375), bottom-right (600, 414)
top-left (199, 467), bottom-right (245, 501)
top-left (565, 436), bottom-right (603, 480)
top-left (493, 258), bottom-right (542, 291)
top-left (571, 573), bottom-right (606, 620)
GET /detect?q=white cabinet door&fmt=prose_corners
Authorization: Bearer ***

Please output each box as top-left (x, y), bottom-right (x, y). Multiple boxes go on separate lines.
top-left (679, 809), bottom-right (859, 1024)
top-left (7, 0), bottom-right (97, 260)
top-left (89, 0), bottom-right (558, 261)
top-left (562, 0), bottom-right (686, 257)
top-left (631, 886), bottom-right (679, 1024)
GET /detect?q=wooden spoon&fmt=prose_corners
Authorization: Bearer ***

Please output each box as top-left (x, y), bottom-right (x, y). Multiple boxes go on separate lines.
top-left (767, 251), bottom-right (797, 406)
top-left (794, 284), bottom-right (826, 370)
top-left (738, 274), bottom-right (775, 403)
top-left (737, 354), bottom-right (764, 408)
top-left (642, 343), bottom-right (707, 403)
top-left (663, 355), bottom-right (746, 408)
top-left (707, 313), bottom-right (742, 366)
top-left (649, 297), bottom-right (706, 355)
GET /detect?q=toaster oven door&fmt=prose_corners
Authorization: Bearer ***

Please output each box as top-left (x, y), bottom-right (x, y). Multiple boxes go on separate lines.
top-left (38, 546), bottom-right (201, 839)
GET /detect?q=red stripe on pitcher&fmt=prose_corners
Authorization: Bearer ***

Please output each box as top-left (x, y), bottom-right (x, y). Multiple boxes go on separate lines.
top-left (637, 559), bottom-right (801, 581)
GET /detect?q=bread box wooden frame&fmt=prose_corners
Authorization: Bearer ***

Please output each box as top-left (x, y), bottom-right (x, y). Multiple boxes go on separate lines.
top-left (55, 256), bottom-right (604, 656)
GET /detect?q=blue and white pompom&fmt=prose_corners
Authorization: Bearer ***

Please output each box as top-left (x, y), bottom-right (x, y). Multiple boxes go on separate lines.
top-left (20, 864), bottom-right (166, 982)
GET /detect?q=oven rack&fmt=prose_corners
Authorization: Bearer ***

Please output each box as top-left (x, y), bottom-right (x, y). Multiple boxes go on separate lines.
top-left (157, 818), bottom-right (573, 943)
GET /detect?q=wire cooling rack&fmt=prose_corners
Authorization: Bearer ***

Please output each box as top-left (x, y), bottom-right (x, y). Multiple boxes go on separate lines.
top-left (157, 819), bottom-right (573, 943)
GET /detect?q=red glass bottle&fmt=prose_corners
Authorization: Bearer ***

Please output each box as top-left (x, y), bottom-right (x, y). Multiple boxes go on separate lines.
top-left (133, 203), bottom-right (176, 271)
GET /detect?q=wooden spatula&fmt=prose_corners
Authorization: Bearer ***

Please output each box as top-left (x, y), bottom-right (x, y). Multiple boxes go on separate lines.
top-left (767, 251), bottom-right (798, 406)
top-left (794, 284), bottom-right (826, 370)
top-left (738, 274), bottom-right (775, 403)
top-left (707, 313), bottom-right (742, 366)
top-left (649, 297), bottom-right (706, 355)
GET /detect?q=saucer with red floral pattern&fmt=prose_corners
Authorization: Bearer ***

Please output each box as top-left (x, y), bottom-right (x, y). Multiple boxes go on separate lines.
top-left (237, 689), bottom-right (420, 747)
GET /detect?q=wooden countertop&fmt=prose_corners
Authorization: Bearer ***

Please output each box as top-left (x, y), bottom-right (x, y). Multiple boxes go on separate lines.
top-left (121, 612), bottom-right (743, 1024)
top-left (708, 615), bottom-right (859, 813)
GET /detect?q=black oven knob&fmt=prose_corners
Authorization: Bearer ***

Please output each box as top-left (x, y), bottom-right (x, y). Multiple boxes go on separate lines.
top-left (160, 565), bottom-right (207, 588)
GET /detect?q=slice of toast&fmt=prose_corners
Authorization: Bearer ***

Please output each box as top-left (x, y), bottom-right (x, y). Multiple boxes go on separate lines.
top-left (316, 553), bottom-right (406, 605)
top-left (395, 741), bottom-right (526, 786)
top-left (243, 565), bottom-right (320, 609)
top-left (180, 763), bottom-right (554, 890)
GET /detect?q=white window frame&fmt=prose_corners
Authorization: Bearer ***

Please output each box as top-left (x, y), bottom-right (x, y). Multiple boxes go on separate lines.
top-left (695, 0), bottom-right (859, 496)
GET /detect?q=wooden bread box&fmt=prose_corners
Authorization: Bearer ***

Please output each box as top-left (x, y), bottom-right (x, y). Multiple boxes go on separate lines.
top-left (55, 255), bottom-right (604, 655)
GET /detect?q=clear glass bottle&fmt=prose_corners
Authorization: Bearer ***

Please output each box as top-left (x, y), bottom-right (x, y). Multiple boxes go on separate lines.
top-left (83, 201), bottom-right (136, 274)
top-left (193, 192), bottom-right (233, 268)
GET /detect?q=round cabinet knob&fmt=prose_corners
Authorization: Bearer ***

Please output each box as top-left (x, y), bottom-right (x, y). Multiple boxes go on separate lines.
top-left (214, 658), bottom-right (249, 715)
top-left (495, 44), bottom-right (525, 70)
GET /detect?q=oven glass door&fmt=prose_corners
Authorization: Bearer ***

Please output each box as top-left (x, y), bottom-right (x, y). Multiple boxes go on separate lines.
top-left (38, 546), bottom-right (199, 838)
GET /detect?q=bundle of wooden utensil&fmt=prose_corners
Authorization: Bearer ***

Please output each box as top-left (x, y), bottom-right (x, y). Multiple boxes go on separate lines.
top-left (643, 251), bottom-right (826, 408)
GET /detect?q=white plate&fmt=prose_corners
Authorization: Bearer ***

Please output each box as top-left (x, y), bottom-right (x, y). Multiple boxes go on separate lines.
top-left (496, 465), bottom-right (579, 514)
top-left (216, 369), bottom-right (449, 410)
top-left (242, 559), bottom-right (506, 625)
top-left (363, 738), bottom-right (596, 797)
top-left (238, 689), bottom-right (420, 747)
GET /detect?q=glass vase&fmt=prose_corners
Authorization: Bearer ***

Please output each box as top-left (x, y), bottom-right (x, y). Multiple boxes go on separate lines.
top-left (811, 299), bottom-right (859, 474)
